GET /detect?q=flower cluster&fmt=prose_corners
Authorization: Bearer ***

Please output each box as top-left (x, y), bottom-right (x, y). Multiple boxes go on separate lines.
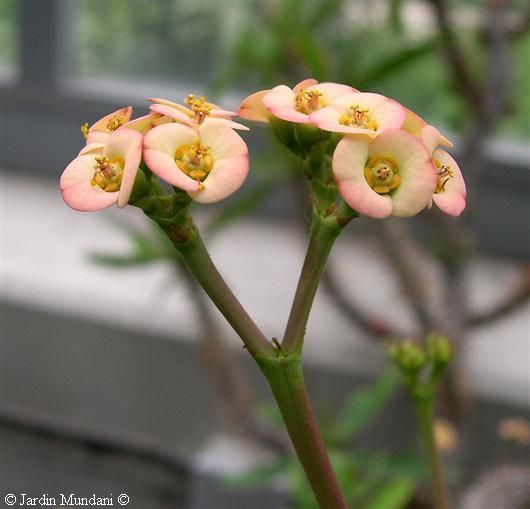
top-left (61, 97), bottom-right (250, 211)
top-left (61, 79), bottom-right (464, 218)
top-left (239, 79), bottom-right (466, 218)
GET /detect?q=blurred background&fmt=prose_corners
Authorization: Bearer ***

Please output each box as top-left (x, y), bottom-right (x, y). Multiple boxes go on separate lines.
top-left (1, 1), bottom-right (529, 508)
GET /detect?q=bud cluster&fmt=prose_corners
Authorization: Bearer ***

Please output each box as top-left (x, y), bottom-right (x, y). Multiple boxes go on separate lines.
top-left (389, 334), bottom-right (453, 401)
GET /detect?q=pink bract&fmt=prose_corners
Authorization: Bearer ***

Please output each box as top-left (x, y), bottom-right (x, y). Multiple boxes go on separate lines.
top-left (262, 79), bottom-right (355, 124)
top-left (85, 106), bottom-right (133, 145)
top-left (143, 121), bottom-right (249, 203)
top-left (60, 128), bottom-right (143, 211)
top-left (431, 149), bottom-right (466, 217)
top-left (332, 129), bottom-right (437, 218)
top-left (309, 92), bottom-right (405, 137)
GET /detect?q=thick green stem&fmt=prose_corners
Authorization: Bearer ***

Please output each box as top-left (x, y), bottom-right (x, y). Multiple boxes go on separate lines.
top-left (415, 399), bottom-right (451, 509)
top-left (258, 354), bottom-right (350, 509)
top-left (282, 210), bottom-right (342, 354)
top-left (174, 223), bottom-right (275, 358)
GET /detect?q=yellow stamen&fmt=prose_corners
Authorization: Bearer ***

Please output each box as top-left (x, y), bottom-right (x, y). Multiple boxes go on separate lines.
top-left (294, 89), bottom-right (326, 114)
top-left (186, 94), bottom-right (213, 124)
top-left (434, 158), bottom-right (454, 194)
top-left (81, 122), bottom-right (89, 139)
top-left (90, 155), bottom-right (124, 192)
top-left (340, 105), bottom-right (378, 131)
top-left (364, 156), bottom-right (399, 194)
top-left (175, 141), bottom-right (213, 182)
top-left (106, 115), bottom-right (127, 132)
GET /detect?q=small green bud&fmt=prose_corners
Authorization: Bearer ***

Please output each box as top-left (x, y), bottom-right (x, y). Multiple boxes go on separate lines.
top-left (427, 334), bottom-right (453, 379)
top-left (388, 340), bottom-right (428, 374)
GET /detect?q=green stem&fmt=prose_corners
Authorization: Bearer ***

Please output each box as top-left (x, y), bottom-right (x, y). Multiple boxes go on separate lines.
top-left (415, 399), bottom-right (451, 509)
top-left (258, 353), bottom-right (350, 509)
top-left (174, 223), bottom-right (275, 358)
top-left (282, 209), bottom-right (342, 354)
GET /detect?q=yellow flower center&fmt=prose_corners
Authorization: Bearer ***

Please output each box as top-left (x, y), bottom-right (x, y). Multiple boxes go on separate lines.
top-left (106, 115), bottom-right (127, 132)
top-left (186, 94), bottom-right (213, 124)
top-left (339, 106), bottom-right (378, 131)
top-left (364, 156), bottom-right (400, 194)
top-left (90, 156), bottom-right (124, 192)
top-left (433, 158), bottom-right (454, 194)
top-left (81, 122), bottom-right (89, 139)
top-left (295, 89), bottom-right (326, 114)
top-left (175, 141), bottom-right (213, 188)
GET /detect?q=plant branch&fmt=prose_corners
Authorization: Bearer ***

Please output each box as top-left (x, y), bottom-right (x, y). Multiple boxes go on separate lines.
top-left (172, 222), bottom-right (275, 358)
top-left (257, 354), bottom-right (350, 509)
top-left (416, 398), bottom-right (451, 509)
top-left (282, 209), bottom-right (342, 354)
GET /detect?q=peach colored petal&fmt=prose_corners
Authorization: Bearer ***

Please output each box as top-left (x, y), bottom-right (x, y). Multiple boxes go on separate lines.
top-left (309, 106), bottom-right (378, 136)
top-left (90, 106), bottom-right (132, 131)
top-left (198, 121), bottom-right (249, 162)
top-left (263, 85), bottom-right (310, 124)
top-left (102, 129), bottom-right (143, 208)
top-left (202, 117), bottom-right (250, 131)
top-left (149, 104), bottom-right (194, 125)
top-left (60, 155), bottom-right (118, 211)
top-left (238, 89), bottom-right (271, 123)
top-left (86, 131), bottom-right (111, 145)
top-left (189, 155), bottom-right (249, 203)
top-left (401, 107), bottom-right (427, 137)
top-left (369, 129), bottom-right (437, 217)
top-left (293, 78), bottom-right (318, 94)
top-left (143, 123), bottom-right (199, 192)
top-left (313, 82), bottom-right (356, 101)
top-left (79, 143), bottom-right (104, 156)
top-left (332, 136), bottom-right (393, 218)
top-left (421, 125), bottom-right (453, 154)
top-left (122, 113), bottom-right (168, 133)
top-left (432, 148), bottom-right (466, 216)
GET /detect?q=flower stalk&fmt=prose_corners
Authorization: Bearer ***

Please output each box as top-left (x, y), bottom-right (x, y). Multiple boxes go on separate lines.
top-left (282, 209), bottom-right (343, 355)
top-left (257, 353), bottom-right (350, 509)
top-left (415, 397), bottom-right (451, 509)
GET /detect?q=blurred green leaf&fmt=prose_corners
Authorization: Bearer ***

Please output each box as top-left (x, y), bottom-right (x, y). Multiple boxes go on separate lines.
top-left (225, 458), bottom-right (288, 489)
top-left (389, 0), bottom-right (405, 35)
top-left (362, 478), bottom-right (415, 509)
top-left (335, 369), bottom-right (399, 442)
top-left (90, 253), bottom-right (164, 268)
top-left (360, 36), bottom-right (442, 88)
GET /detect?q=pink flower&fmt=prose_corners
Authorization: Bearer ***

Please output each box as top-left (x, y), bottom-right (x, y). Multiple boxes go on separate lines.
top-left (260, 79), bottom-right (355, 124)
top-left (143, 121), bottom-right (249, 203)
top-left (60, 129), bottom-right (143, 211)
top-left (407, 120), bottom-right (465, 217)
top-left (431, 148), bottom-right (466, 217)
top-left (149, 95), bottom-right (249, 131)
top-left (309, 92), bottom-right (405, 137)
top-left (82, 106), bottom-right (133, 145)
top-left (332, 129), bottom-right (437, 218)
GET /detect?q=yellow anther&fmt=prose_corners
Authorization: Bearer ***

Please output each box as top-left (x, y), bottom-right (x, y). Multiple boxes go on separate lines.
top-left (106, 115), bottom-right (127, 132)
top-left (365, 156), bottom-right (399, 194)
top-left (295, 89), bottom-right (326, 114)
top-left (175, 142), bottom-right (213, 182)
top-left (81, 122), bottom-right (89, 139)
top-left (90, 155), bottom-right (124, 192)
top-left (433, 159), bottom-right (454, 194)
top-left (340, 105), bottom-right (377, 131)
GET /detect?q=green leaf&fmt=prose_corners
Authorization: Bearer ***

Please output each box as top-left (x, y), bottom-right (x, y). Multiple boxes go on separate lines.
top-left (224, 459), bottom-right (288, 489)
top-left (89, 253), bottom-right (163, 268)
top-left (335, 369), bottom-right (399, 442)
top-left (361, 36), bottom-right (442, 88)
top-left (362, 478), bottom-right (415, 509)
